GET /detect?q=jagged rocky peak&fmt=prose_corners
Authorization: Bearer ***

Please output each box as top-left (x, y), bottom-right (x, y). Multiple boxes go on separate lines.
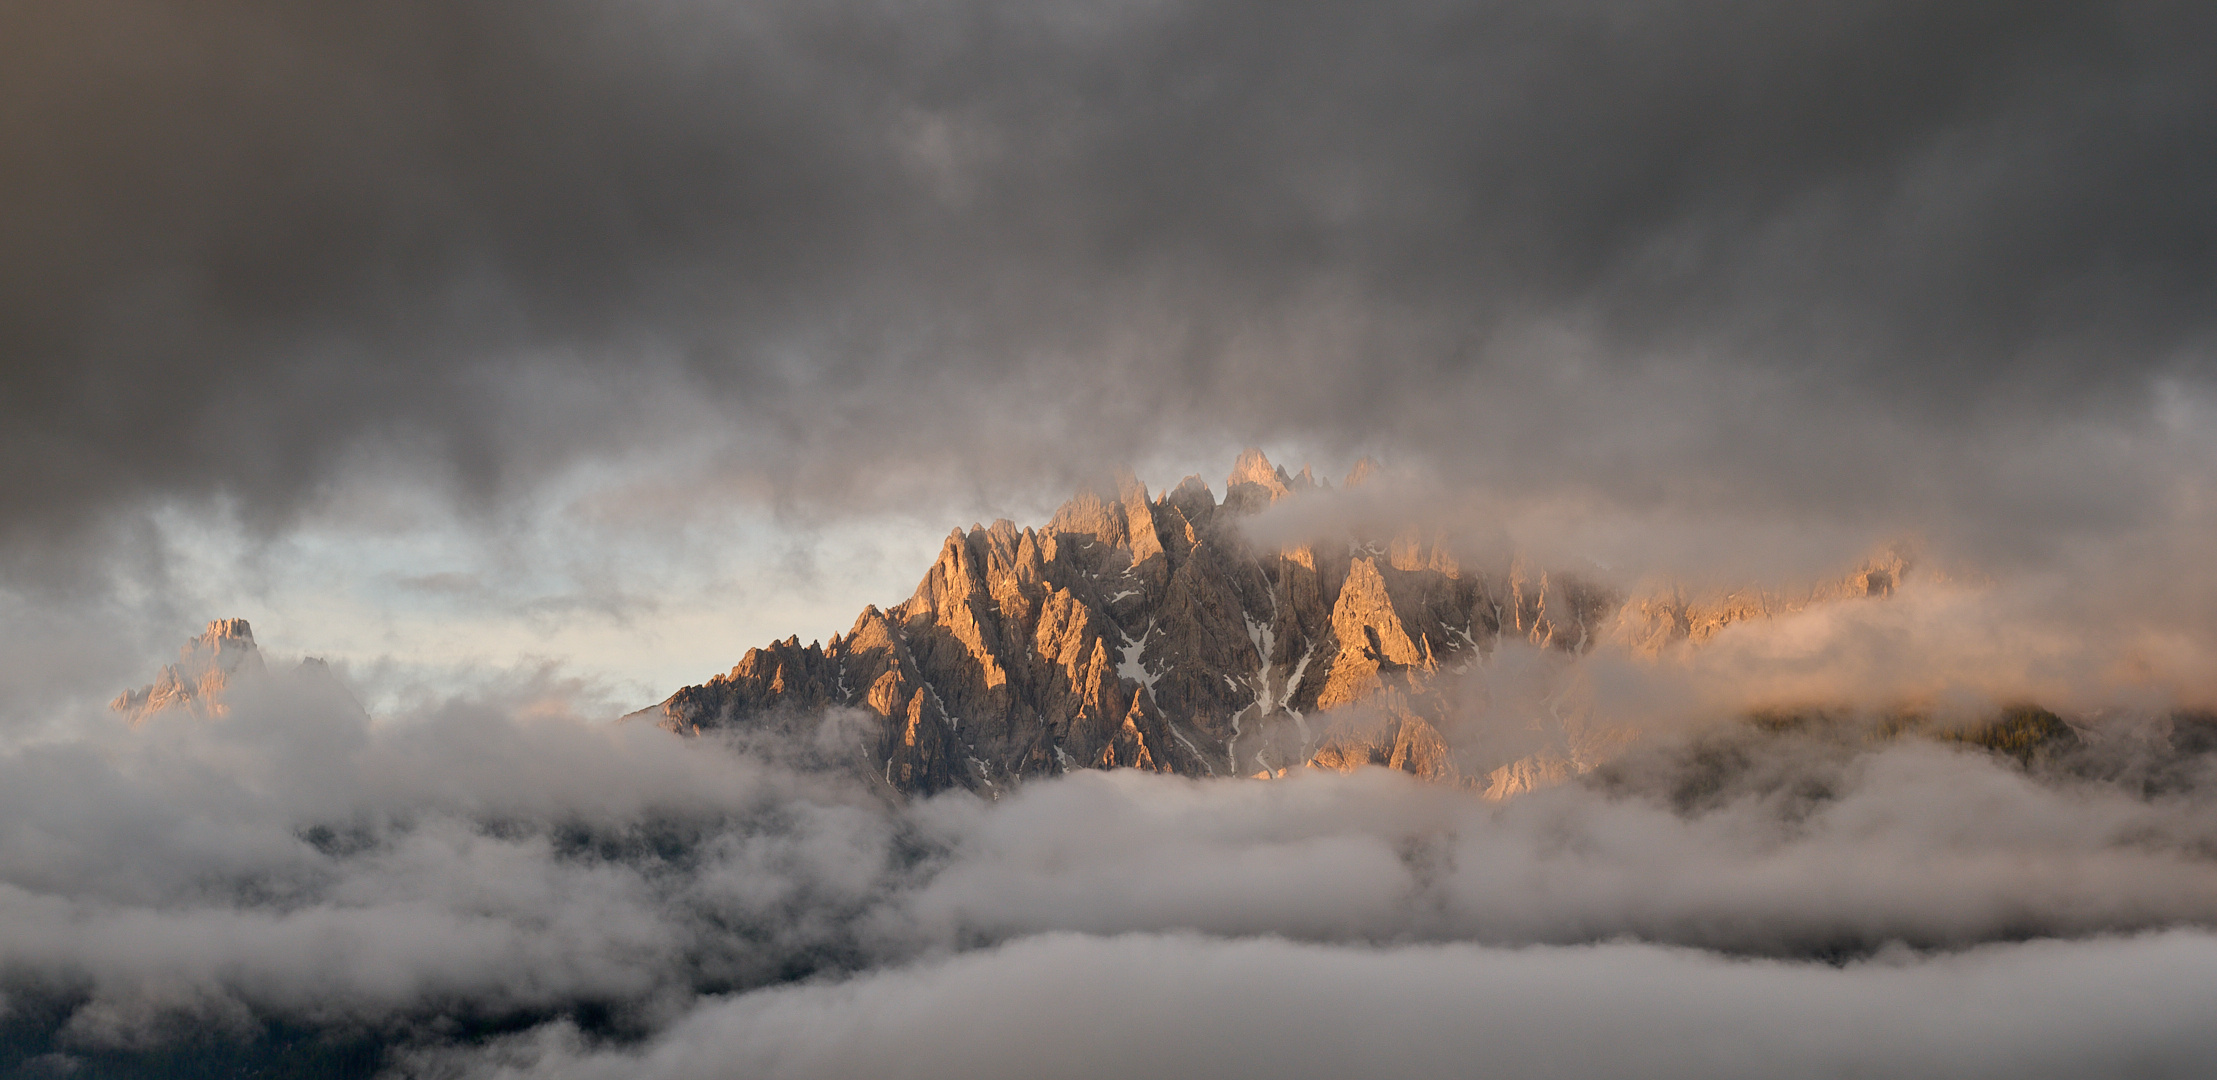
top-left (1222, 447), bottom-right (1306, 512)
top-left (112, 619), bottom-right (266, 722)
top-left (642, 448), bottom-right (1667, 798)
top-left (112, 619), bottom-right (357, 724)
top-left (1227, 446), bottom-right (1288, 493)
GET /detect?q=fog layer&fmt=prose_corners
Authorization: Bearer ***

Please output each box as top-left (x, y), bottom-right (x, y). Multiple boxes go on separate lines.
top-left (4, 648), bottom-right (2215, 1075)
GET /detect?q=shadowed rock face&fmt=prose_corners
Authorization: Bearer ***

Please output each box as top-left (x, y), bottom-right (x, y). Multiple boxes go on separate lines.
top-left (645, 451), bottom-right (1630, 796)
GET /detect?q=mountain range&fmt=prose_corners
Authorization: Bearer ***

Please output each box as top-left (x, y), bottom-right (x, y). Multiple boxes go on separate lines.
top-left (637, 450), bottom-right (1906, 797)
top-left (113, 451), bottom-right (1908, 799)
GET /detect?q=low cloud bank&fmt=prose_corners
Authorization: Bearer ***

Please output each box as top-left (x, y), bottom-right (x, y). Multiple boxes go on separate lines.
top-left (2, 651), bottom-right (2216, 1075)
top-left (428, 930), bottom-right (2217, 1080)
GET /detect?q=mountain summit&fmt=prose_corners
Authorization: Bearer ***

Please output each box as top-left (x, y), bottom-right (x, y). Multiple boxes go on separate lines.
top-left (112, 618), bottom-right (266, 722)
top-left (113, 618), bottom-right (357, 724)
top-left (641, 451), bottom-right (1639, 795)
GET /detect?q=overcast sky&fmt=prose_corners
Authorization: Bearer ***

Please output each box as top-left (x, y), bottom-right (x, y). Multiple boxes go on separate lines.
top-left (6, 0), bottom-right (2215, 707)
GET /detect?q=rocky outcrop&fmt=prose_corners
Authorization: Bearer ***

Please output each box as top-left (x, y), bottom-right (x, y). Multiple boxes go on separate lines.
top-left (113, 619), bottom-right (267, 722)
top-left (112, 619), bottom-right (358, 725)
top-left (1607, 549), bottom-right (1915, 655)
top-left (643, 450), bottom-right (1646, 796)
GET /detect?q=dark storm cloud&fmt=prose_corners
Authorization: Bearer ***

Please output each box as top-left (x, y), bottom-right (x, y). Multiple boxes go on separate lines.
top-left (1, 1), bottom-right (885, 539)
top-left (6, 0), bottom-right (2214, 564)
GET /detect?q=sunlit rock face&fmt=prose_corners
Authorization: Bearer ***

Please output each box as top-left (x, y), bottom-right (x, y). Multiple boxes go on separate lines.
top-left (111, 618), bottom-right (357, 725)
top-left (112, 618), bottom-right (267, 722)
top-left (645, 450), bottom-right (1637, 796)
